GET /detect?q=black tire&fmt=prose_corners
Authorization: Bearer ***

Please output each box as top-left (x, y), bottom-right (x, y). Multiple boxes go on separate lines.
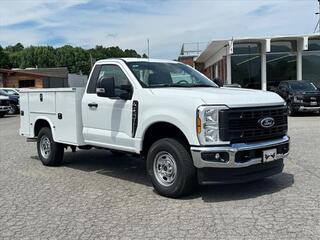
top-left (8, 104), bottom-right (17, 114)
top-left (37, 127), bottom-right (64, 166)
top-left (287, 103), bottom-right (295, 116)
top-left (146, 138), bottom-right (196, 198)
top-left (0, 112), bottom-right (5, 118)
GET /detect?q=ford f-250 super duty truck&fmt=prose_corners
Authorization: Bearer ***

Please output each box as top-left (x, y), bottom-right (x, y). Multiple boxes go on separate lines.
top-left (20, 58), bottom-right (290, 198)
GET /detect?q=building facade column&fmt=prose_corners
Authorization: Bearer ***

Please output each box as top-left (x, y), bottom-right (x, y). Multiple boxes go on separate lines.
top-left (226, 54), bottom-right (232, 84)
top-left (261, 40), bottom-right (267, 91)
top-left (297, 37), bottom-right (308, 80)
top-left (296, 50), bottom-right (302, 80)
top-left (215, 64), bottom-right (218, 78)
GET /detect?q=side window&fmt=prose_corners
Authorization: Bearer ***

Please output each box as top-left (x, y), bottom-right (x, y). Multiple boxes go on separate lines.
top-left (279, 82), bottom-right (286, 90)
top-left (98, 65), bottom-right (131, 97)
top-left (87, 65), bottom-right (101, 94)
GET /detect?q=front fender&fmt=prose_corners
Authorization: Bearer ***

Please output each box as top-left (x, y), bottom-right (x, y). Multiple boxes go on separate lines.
top-left (136, 111), bottom-right (199, 147)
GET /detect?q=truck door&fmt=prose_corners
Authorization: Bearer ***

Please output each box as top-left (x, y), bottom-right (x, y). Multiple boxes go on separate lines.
top-left (82, 63), bottom-right (135, 152)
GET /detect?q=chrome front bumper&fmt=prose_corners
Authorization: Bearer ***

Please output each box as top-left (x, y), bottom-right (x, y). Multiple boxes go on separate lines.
top-left (191, 136), bottom-right (290, 169)
top-left (0, 106), bottom-right (9, 111)
top-left (298, 106), bottom-right (320, 111)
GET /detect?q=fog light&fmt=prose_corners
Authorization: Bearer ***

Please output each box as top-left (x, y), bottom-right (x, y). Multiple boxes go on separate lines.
top-left (201, 152), bottom-right (229, 163)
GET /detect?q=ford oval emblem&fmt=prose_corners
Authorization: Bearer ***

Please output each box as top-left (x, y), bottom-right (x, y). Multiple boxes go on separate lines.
top-left (259, 117), bottom-right (275, 128)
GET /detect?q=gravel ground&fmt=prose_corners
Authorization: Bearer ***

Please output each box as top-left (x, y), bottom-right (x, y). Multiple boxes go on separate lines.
top-left (0, 115), bottom-right (319, 240)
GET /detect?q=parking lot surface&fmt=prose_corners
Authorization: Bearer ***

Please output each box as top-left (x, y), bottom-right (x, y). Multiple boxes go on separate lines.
top-left (0, 115), bottom-right (320, 240)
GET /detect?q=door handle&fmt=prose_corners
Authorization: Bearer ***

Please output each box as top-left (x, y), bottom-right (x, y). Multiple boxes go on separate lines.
top-left (88, 103), bottom-right (98, 108)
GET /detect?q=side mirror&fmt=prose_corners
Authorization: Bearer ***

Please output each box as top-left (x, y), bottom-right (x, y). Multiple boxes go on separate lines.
top-left (96, 77), bottom-right (115, 97)
top-left (213, 78), bottom-right (223, 87)
top-left (119, 85), bottom-right (132, 100)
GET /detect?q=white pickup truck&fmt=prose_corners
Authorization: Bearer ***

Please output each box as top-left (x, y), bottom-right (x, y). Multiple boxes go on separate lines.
top-left (20, 58), bottom-right (290, 198)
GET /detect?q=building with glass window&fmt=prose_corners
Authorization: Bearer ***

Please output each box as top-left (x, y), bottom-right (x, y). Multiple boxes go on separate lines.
top-left (179, 34), bottom-right (320, 90)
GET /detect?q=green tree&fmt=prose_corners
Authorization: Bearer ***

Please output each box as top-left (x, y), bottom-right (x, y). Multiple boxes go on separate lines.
top-left (1, 43), bottom-right (143, 74)
top-left (0, 46), bottom-right (10, 68)
top-left (5, 43), bottom-right (24, 53)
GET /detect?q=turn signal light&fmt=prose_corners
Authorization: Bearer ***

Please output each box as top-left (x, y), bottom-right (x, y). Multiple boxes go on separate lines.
top-left (196, 115), bottom-right (202, 134)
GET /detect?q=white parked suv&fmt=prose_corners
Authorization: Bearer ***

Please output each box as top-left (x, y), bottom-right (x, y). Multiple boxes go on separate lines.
top-left (19, 58), bottom-right (290, 197)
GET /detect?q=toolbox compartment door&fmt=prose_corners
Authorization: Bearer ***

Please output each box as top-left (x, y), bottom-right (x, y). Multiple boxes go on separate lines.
top-left (19, 92), bottom-right (30, 137)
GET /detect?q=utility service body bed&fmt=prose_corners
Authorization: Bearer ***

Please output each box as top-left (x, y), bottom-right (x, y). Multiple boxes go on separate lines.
top-left (19, 88), bottom-right (85, 146)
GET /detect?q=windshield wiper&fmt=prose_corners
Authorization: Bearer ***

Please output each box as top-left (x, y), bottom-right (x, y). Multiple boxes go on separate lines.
top-left (149, 84), bottom-right (192, 88)
top-left (189, 84), bottom-right (217, 88)
top-left (148, 83), bottom-right (217, 88)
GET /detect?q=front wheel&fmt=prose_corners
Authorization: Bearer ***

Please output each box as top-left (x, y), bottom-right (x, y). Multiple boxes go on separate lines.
top-left (8, 104), bottom-right (17, 114)
top-left (37, 127), bottom-right (64, 166)
top-left (146, 138), bottom-right (196, 198)
top-left (287, 103), bottom-right (295, 116)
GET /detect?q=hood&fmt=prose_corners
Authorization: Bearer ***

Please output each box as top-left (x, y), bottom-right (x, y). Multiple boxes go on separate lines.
top-left (150, 87), bottom-right (285, 108)
top-left (0, 96), bottom-right (9, 100)
top-left (9, 95), bottom-right (19, 100)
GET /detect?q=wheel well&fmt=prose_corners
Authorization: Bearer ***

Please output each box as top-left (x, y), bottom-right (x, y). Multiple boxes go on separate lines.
top-left (142, 122), bottom-right (190, 156)
top-left (34, 119), bottom-right (51, 137)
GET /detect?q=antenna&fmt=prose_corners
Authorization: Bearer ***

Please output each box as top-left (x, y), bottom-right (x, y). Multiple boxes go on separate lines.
top-left (315, 0), bottom-right (320, 33)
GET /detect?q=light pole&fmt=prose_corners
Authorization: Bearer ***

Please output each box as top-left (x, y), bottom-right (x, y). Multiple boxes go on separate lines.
top-left (316, 0), bottom-right (320, 33)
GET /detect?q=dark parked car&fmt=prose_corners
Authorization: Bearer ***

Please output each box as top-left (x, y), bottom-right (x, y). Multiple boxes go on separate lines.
top-left (0, 89), bottom-right (20, 114)
top-left (0, 96), bottom-right (10, 118)
top-left (276, 80), bottom-right (320, 115)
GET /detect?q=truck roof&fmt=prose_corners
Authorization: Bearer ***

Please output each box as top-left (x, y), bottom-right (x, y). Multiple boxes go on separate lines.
top-left (96, 58), bottom-right (178, 64)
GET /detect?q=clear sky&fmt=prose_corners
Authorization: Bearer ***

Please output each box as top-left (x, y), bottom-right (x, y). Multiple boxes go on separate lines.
top-left (0, 0), bottom-right (319, 59)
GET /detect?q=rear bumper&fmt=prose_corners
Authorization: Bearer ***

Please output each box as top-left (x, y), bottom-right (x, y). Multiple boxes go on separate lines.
top-left (191, 136), bottom-right (289, 184)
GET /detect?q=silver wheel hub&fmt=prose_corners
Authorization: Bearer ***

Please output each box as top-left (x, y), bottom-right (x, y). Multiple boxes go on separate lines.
top-left (153, 151), bottom-right (177, 187)
top-left (8, 104), bottom-right (15, 114)
top-left (40, 136), bottom-right (51, 159)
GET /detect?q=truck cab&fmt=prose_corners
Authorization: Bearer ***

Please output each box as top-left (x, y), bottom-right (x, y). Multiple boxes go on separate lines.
top-left (20, 58), bottom-right (290, 198)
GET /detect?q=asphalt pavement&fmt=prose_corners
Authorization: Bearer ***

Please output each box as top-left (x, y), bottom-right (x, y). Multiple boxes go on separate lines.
top-left (0, 115), bottom-right (319, 240)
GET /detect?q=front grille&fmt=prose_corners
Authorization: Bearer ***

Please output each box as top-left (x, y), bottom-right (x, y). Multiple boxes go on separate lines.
top-left (302, 95), bottom-right (320, 103)
top-left (0, 100), bottom-right (10, 106)
top-left (219, 106), bottom-right (288, 143)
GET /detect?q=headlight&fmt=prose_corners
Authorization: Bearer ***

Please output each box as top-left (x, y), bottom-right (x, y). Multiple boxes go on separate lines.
top-left (196, 106), bottom-right (227, 145)
top-left (293, 96), bottom-right (303, 103)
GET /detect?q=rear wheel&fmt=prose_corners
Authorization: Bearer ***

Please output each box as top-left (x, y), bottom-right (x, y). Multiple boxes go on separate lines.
top-left (0, 112), bottom-right (5, 118)
top-left (146, 138), bottom-right (196, 198)
top-left (37, 127), bottom-right (64, 166)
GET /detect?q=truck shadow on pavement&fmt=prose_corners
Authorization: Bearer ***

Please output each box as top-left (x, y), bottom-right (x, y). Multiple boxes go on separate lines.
top-left (195, 172), bottom-right (294, 202)
top-left (32, 149), bottom-right (294, 201)
top-left (63, 149), bottom-right (152, 187)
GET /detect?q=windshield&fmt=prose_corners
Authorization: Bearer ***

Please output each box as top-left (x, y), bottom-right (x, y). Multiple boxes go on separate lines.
top-left (289, 81), bottom-right (318, 92)
top-left (3, 89), bottom-right (18, 95)
top-left (0, 90), bottom-right (9, 96)
top-left (126, 61), bottom-right (218, 88)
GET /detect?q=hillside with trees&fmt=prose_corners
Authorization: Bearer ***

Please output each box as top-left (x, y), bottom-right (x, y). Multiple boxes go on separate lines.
top-left (0, 43), bottom-right (147, 75)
